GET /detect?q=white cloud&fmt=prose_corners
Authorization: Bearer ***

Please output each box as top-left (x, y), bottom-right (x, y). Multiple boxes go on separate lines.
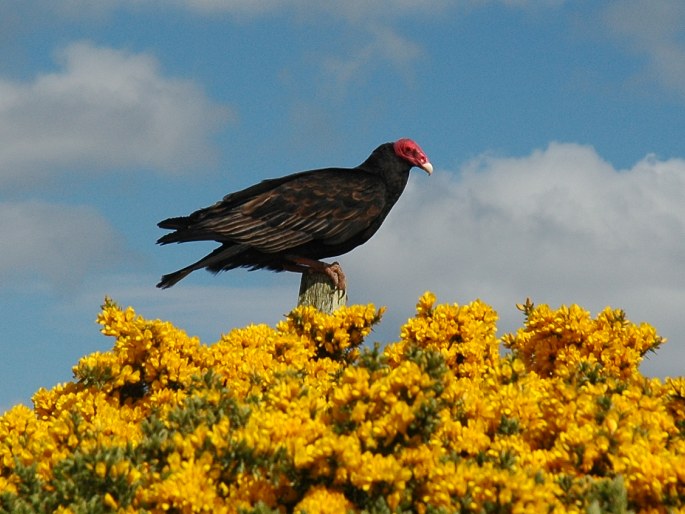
top-left (603, 0), bottom-right (685, 98)
top-left (342, 142), bottom-right (685, 377)
top-left (0, 41), bottom-right (230, 186)
top-left (0, 201), bottom-right (125, 290)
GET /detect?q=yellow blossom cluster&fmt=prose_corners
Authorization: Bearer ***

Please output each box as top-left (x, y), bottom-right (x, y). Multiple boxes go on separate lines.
top-left (0, 293), bottom-right (683, 513)
top-left (503, 298), bottom-right (663, 380)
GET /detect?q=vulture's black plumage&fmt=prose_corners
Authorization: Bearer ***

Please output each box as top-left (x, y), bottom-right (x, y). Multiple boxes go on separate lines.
top-left (156, 138), bottom-right (432, 289)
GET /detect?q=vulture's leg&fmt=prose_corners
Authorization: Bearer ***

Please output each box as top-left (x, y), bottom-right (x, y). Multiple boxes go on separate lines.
top-left (285, 256), bottom-right (346, 291)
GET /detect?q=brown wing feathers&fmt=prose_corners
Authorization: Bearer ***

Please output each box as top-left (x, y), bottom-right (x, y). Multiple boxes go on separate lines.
top-left (157, 170), bottom-right (386, 252)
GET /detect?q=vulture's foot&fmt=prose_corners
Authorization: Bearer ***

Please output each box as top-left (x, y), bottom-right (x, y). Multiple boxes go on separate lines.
top-left (287, 257), bottom-right (347, 291)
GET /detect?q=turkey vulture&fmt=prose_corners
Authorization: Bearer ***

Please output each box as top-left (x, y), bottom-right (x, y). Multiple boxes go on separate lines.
top-left (156, 138), bottom-right (432, 290)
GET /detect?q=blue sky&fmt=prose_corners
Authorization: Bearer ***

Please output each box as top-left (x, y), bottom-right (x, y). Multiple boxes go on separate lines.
top-left (2, 0), bottom-right (685, 410)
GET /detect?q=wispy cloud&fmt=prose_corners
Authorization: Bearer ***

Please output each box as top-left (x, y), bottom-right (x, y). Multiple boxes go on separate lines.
top-left (316, 25), bottom-right (423, 100)
top-left (0, 201), bottom-right (125, 290)
top-left (144, 0), bottom-right (451, 18)
top-left (603, 0), bottom-right (685, 98)
top-left (0, 41), bottom-right (231, 187)
top-left (155, 0), bottom-right (557, 17)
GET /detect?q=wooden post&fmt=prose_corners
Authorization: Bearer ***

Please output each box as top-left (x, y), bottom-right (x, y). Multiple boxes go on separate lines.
top-left (297, 272), bottom-right (347, 313)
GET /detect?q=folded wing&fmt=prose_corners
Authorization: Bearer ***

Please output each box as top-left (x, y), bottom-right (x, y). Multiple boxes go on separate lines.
top-left (158, 169), bottom-right (386, 253)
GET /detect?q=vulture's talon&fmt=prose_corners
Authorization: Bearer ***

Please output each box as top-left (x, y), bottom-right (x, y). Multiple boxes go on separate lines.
top-left (324, 262), bottom-right (346, 291)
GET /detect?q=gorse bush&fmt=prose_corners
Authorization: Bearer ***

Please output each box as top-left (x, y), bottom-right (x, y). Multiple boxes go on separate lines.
top-left (0, 292), bottom-right (683, 513)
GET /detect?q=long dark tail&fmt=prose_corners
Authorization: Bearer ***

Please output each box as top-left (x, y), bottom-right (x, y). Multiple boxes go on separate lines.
top-left (157, 243), bottom-right (248, 289)
top-left (158, 216), bottom-right (188, 230)
top-left (157, 266), bottom-right (197, 289)
top-left (157, 216), bottom-right (209, 245)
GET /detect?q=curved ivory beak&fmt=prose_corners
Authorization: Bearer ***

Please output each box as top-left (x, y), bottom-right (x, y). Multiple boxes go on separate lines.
top-left (420, 161), bottom-right (433, 175)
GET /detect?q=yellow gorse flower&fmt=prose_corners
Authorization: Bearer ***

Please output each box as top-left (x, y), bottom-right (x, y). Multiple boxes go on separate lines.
top-left (0, 293), bottom-right (682, 513)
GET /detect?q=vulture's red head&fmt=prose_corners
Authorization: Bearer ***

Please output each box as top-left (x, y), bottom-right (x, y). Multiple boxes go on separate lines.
top-left (394, 138), bottom-right (433, 175)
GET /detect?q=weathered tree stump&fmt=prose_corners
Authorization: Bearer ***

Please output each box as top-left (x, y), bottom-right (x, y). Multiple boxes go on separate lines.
top-left (297, 272), bottom-right (347, 313)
